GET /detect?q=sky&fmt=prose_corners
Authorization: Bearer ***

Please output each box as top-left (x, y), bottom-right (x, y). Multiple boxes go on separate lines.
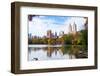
top-left (28, 15), bottom-right (87, 37)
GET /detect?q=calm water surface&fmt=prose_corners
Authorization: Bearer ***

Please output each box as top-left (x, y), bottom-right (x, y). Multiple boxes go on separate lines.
top-left (28, 45), bottom-right (87, 61)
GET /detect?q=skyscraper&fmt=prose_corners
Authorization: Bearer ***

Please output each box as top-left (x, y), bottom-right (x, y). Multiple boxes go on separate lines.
top-left (84, 17), bottom-right (88, 30)
top-left (54, 32), bottom-right (57, 38)
top-left (69, 24), bottom-right (72, 34)
top-left (68, 22), bottom-right (77, 34)
top-left (73, 22), bottom-right (77, 34)
top-left (47, 30), bottom-right (52, 38)
top-left (28, 33), bottom-right (32, 39)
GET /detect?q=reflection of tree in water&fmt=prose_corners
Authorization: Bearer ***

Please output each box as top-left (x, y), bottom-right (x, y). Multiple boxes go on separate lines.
top-left (46, 47), bottom-right (59, 57)
top-left (28, 45), bottom-right (87, 59)
top-left (63, 45), bottom-right (88, 58)
top-left (47, 47), bottom-right (53, 57)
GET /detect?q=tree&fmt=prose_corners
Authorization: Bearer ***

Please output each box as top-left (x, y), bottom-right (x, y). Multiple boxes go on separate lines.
top-left (42, 38), bottom-right (48, 44)
top-left (62, 34), bottom-right (73, 44)
top-left (48, 38), bottom-right (56, 45)
top-left (80, 30), bottom-right (88, 45)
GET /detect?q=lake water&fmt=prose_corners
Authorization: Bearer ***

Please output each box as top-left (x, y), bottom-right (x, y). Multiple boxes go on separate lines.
top-left (28, 45), bottom-right (87, 61)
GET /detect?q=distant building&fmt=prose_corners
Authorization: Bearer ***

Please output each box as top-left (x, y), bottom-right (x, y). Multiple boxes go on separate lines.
top-left (54, 32), bottom-right (57, 38)
top-left (47, 30), bottom-right (59, 38)
top-left (69, 24), bottom-right (72, 34)
top-left (28, 33), bottom-right (32, 39)
top-left (84, 17), bottom-right (88, 30)
top-left (73, 22), bottom-right (77, 34)
top-left (33, 35), bottom-right (40, 39)
top-left (59, 31), bottom-right (64, 38)
top-left (69, 22), bottom-right (77, 35)
top-left (43, 35), bottom-right (46, 38)
top-left (47, 30), bottom-right (52, 38)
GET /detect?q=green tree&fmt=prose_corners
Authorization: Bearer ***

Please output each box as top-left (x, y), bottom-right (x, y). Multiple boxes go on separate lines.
top-left (42, 38), bottom-right (48, 44)
top-left (80, 30), bottom-right (88, 45)
top-left (62, 34), bottom-right (73, 44)
top-left (48, 38), bottom-right (56, 45)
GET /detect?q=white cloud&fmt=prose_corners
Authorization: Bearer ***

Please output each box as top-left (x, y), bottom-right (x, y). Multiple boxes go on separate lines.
top-left (29, 17), bottom-right (51, 36)
top-left (29, 16), bottom-right (86, 37)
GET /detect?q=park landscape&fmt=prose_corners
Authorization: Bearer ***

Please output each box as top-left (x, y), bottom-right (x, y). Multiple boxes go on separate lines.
top-left (28, 15), bottom-right (88, 61)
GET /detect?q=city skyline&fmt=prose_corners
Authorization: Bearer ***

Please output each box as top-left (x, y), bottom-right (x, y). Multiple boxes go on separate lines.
top-left (28, 15), bottom-right (87, 37)
top-left (28, 30), bottom-right (65, 39)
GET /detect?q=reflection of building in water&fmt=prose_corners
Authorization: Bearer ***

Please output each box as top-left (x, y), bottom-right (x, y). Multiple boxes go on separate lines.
top-left (47, 47), bottom-right (52, 57)
top-left (69, 22), bottom-right (77, 35)
top-left (46, 46), bottom-right (76, 59)
top-left (47, 47), bottom-right (59, 57)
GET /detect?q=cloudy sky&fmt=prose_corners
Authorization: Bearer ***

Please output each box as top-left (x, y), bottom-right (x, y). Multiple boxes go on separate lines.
top-left (28, 15), bottom-right (87, 37)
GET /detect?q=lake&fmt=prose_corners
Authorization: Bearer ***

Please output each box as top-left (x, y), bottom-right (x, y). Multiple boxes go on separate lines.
top-left (28, 45), bottom-right (88, 61)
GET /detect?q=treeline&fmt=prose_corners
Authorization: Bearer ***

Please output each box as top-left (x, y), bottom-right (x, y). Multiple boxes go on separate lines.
top-left (29, 29), bottom-right (87, 45)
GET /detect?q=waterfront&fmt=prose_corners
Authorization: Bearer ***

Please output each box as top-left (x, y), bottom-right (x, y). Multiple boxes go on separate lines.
top-left (28, 45), bottom-right (87, 61)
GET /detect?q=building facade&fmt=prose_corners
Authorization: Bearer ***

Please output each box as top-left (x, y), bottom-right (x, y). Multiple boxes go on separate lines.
top-left (69, 22), bottom-right (77, 35)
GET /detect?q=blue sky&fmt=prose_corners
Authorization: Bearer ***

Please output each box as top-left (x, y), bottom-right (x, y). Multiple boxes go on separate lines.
top-left (28, 15), bottom-right (87, 37)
